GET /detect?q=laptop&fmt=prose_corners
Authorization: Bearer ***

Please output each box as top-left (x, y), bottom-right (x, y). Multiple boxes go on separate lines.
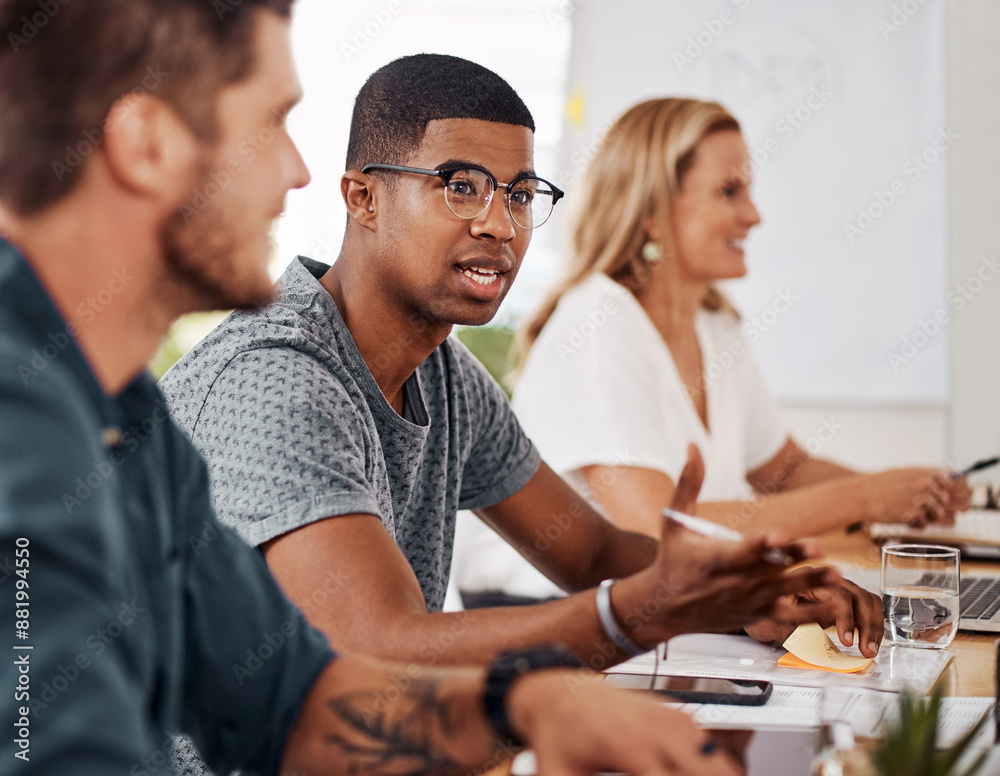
top-left (868, 509), bottom-right (1000, 630)
top-left (959, 575), bottom-right (1000, 632)
top-left (843, 561), bottom-right (1000, 633)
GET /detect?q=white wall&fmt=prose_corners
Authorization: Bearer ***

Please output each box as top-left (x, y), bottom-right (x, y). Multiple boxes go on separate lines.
top-left (780, 405), bottom-right (946, 470)
top-left (947, 0), bottom-right (1000, 473)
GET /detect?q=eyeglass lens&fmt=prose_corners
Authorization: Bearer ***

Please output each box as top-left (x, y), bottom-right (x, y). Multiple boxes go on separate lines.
top-left (444, 168), bottom-right (555, 229)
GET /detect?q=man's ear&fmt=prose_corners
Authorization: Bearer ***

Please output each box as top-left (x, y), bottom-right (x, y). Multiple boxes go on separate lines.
top-left (342, 170), bottom-right (379, 231)
top-left (101, 92), bottom-right (200, 202)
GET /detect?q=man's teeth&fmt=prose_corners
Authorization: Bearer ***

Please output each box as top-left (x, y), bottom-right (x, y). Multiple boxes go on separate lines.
top-left (461, 267), bottom-right (500, 286)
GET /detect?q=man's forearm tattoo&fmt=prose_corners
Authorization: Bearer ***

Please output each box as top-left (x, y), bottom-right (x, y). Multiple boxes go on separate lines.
top-left (323, 677), bottom-right (467, 775)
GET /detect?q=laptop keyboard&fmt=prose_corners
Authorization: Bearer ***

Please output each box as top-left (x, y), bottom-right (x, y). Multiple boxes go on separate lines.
top-left (916, 573), bottom-right (1000, 621)
top-left (960, 576), bottom-right (1000, 620)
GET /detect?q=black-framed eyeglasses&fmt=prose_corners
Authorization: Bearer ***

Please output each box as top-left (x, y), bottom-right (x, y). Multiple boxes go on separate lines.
top-left (360, 163), bottom-right (564, 230)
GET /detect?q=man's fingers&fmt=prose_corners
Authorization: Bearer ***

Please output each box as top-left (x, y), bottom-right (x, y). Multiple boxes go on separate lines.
top-left (833, 589), bottom-right (856, 648)
top-left (670, 443), bottom-right (705, 515)
top-left (849, 585), bottom-right (884, 657)
top-left (700, 567), bottom-right (841, 621)
top-left (766, 567), bottom-right (842, 605)
top-left (769, 598), bottom-right (844, 627)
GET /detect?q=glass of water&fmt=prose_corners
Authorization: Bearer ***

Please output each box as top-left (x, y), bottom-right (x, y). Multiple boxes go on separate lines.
top-left (881, 544), bottom-right (960, 649)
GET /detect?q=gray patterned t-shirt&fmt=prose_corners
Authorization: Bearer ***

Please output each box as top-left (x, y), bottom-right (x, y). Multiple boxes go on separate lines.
top-left (160, 256), bottom-right (540, 612)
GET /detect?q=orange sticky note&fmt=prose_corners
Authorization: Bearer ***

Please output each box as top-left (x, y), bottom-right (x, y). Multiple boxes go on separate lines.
top-left (777, 651), bottom-right (871, 674)
top-left (778, 623), bottom-right (874, 674)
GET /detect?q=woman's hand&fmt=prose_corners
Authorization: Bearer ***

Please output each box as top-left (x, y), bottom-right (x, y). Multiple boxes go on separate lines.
top-left (861, 467), bottom-right (971, 526)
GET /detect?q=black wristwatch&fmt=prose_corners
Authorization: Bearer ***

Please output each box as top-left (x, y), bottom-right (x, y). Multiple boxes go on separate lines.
top-left (482, 644), bottom-right (586, 747)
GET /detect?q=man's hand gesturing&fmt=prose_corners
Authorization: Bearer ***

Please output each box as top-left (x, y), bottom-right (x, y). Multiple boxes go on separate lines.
top-left (611, 444), bottom-right (846, 649)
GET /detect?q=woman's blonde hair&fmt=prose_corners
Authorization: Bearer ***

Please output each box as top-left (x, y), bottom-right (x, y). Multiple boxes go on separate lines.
top-left (516, 98), bottom-right (741, 364)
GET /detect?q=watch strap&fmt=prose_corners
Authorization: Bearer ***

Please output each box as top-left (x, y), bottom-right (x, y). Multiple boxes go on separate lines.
top-left (482, 644), bottom-right (585, 746)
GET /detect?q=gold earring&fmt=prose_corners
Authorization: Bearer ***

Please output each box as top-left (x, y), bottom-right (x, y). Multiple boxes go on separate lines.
top-left (642, 241), bottom-right (663, 263)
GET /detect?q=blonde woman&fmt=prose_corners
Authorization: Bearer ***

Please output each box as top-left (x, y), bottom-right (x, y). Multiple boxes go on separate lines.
top-left (454, 98), bottom-right (969, 606)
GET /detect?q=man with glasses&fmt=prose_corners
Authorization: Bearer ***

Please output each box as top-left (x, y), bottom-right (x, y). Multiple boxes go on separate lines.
top-left (161, 53), bottom-right (878, 703)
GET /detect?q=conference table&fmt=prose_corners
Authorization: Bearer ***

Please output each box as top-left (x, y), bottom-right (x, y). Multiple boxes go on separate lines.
top-left (488, 526), bottom-right (998, 776)
top-left (818, 527), bottom-right (997, 699)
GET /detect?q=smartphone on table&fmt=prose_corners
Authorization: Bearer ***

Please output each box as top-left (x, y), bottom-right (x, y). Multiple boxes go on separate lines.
top-left (603, 672), bottom-right (773, 706)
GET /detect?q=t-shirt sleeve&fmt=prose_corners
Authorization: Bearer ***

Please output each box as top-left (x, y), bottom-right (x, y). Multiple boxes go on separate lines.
top-left (736, 333), bottom-right (789, 473)
top-left (446, 341), bottom-right (541, 510)
top-left (184, 348), bottom-right (383, 547)
top-left (0, 373), bottom-right (167, 774)
top-left (174, 438), bottom-right (334, 775)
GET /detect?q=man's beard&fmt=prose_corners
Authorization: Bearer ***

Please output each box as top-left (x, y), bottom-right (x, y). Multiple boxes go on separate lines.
top-left (159, 161), bottom-right (278, 314)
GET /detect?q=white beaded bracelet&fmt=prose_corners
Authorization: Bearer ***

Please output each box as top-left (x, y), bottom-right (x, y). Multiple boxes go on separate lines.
top-left (596, 578), bottom-right (647, 657)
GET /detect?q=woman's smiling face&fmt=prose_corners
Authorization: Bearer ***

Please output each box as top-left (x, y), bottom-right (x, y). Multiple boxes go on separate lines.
top-left (668, 129), bottom-right (762, 283)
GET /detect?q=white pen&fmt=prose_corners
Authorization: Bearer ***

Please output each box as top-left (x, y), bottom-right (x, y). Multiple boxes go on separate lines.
top-left (661, 507), bottom-right (795, 566)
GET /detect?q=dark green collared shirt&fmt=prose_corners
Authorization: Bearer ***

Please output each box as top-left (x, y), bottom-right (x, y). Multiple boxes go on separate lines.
top-left (0, 239), bottom-right (335, 775)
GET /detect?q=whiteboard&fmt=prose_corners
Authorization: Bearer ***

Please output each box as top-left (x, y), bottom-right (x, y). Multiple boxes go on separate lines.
top-left (564, 0), bottom-right (948, 404)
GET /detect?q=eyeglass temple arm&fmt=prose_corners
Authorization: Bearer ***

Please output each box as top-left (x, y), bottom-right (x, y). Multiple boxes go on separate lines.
top-left (360, 163), bottom-right (444, 177)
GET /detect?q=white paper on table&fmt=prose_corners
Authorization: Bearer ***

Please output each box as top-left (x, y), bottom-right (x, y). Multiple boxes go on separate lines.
top-left (607, 633), bottom-right (954, 694)
top-left (676, 685), bottom-right (822, 729)
top-left (670, 689), bottom-right (993, 749)
top-left (937, 697), bottom-right (996, 750)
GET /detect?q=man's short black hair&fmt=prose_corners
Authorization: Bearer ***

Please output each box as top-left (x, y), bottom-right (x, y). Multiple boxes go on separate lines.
top-left (345, 54), bottom-right (535, 171)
